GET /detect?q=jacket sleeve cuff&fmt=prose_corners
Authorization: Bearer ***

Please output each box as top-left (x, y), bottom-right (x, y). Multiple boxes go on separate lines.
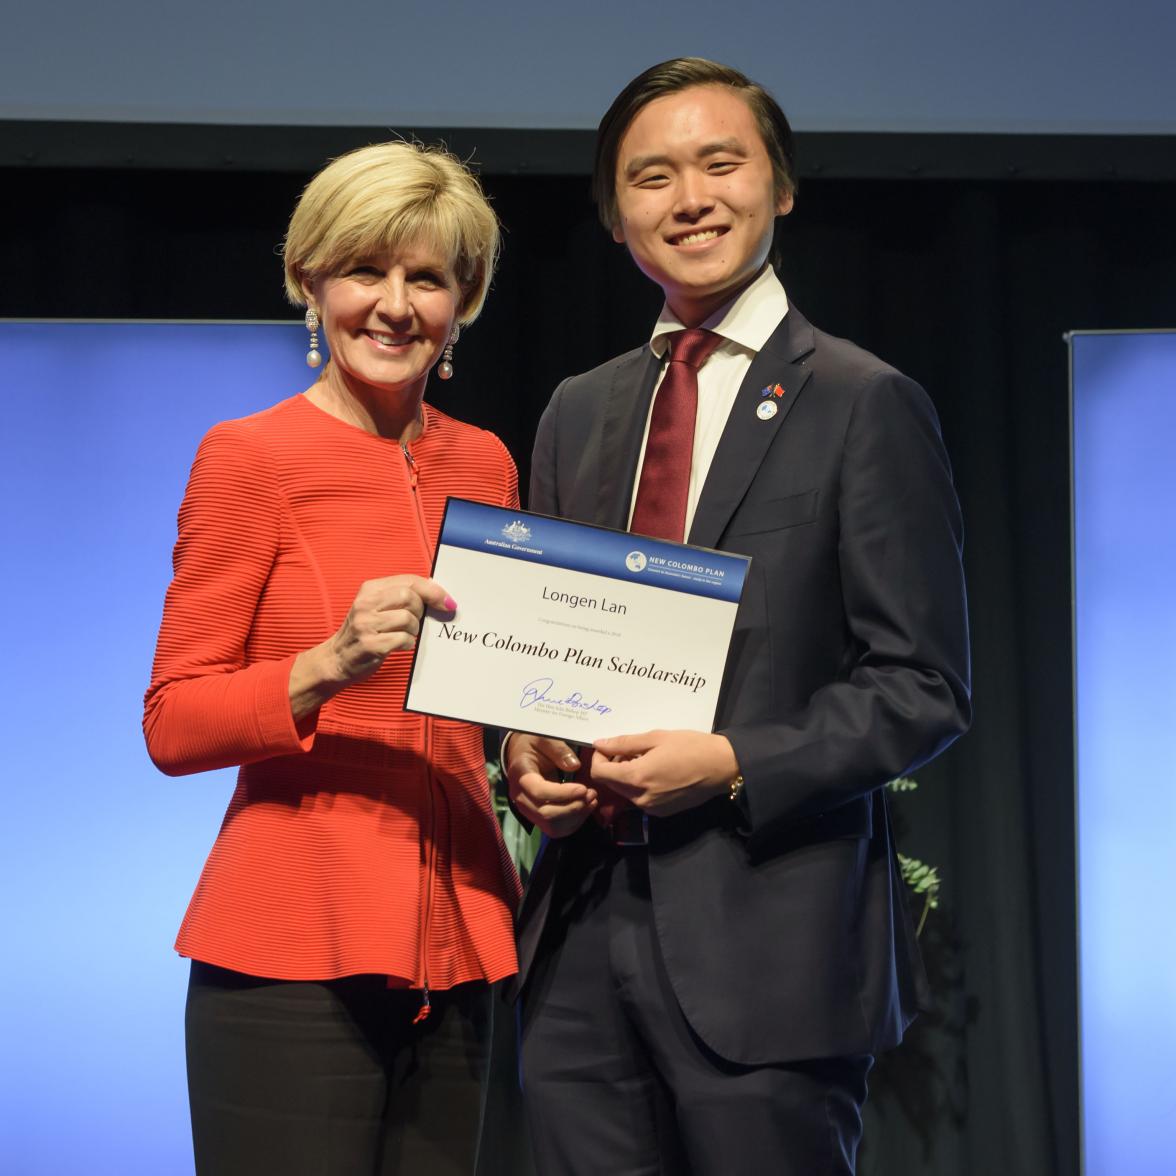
top-left (258, 654), bottom-right (317, 755)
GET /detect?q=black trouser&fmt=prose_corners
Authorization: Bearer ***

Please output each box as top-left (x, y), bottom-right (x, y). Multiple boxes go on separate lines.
top-left (186, 961), bottom-right (491, 1176)
top-left (520, 835), bottom-right (872, 1176)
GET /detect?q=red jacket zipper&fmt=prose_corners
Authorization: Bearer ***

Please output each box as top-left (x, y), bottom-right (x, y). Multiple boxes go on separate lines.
top-left (402, 440), bottom-right (436, 1023)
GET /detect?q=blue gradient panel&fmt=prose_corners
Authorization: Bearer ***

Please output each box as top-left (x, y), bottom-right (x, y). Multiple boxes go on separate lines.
top-left (1072, 331), bottom-right (1176, 1174)
top-left (0, 322), bottom-right (311, 1175)
top-left (5, 2), bottom-right (1176, 134)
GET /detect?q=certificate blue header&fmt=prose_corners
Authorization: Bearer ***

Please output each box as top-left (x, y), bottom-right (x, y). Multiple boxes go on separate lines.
top-left (439, 499), bottom-right (749, 604)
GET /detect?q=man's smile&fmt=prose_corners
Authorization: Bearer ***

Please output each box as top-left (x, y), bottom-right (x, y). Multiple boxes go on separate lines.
top-left (667, 227), bottom-right (728, 247)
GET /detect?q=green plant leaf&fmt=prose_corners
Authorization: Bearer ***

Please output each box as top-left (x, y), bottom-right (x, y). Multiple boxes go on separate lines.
top-left (887, 776), bottom-right (920, 793)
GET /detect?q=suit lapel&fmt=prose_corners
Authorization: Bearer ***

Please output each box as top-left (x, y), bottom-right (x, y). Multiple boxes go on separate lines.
top-left (595, 346), bottom-right (661, 530)
top-left (688, 308), bottom-right (816, 550)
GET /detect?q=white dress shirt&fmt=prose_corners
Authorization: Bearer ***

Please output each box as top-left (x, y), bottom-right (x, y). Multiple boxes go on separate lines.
top-left (628, 265), bottom-right (790, 536)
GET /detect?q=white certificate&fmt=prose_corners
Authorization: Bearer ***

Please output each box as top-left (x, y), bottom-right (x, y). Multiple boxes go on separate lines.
top-left (405, 499), bottom-right (750, 744)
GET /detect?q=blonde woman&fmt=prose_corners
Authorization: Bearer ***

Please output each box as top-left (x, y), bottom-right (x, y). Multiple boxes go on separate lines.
top-left (144, 142), bottom-right (520, 1175)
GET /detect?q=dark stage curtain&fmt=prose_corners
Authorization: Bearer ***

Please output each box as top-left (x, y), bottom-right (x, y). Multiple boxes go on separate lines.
top-left (7, 163), bottom-right (1175, 1176)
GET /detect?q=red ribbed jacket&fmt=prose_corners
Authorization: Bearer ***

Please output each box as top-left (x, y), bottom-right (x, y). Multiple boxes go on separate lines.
top-left (144, 395), bottom-right (522, 986)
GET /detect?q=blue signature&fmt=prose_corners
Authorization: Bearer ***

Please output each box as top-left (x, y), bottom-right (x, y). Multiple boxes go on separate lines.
top-left (519, 677), bottom-right (612, 716)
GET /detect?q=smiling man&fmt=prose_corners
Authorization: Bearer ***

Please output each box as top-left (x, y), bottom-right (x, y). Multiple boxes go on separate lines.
top-left (505, 58), bottom-right (971, 1174)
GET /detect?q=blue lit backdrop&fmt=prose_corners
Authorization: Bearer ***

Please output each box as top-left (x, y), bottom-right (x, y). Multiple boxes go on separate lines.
top-left (0, 322), bottom-right (311, 1175)
top-left (1071, 330), bottom-right (1176, 1174)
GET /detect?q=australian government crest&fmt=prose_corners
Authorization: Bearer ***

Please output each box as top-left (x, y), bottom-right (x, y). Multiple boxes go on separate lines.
top-left (501, 520), bottom-right (533, 544)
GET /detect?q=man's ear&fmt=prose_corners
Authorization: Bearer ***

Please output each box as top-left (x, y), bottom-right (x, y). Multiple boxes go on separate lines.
top-left (611, 222), bottom-right (626, 245)
top-left (776, 190), bottom-right (795, 217)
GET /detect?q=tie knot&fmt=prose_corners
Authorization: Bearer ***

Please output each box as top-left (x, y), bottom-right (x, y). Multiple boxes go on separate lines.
top-left (668, 328), bottom-right (723, 370)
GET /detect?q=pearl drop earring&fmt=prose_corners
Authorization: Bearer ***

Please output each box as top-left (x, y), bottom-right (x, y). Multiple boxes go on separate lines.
top-left (437, 325), bottom-right (459, 380)
top-left (305, 308), bottom-right (322, 368)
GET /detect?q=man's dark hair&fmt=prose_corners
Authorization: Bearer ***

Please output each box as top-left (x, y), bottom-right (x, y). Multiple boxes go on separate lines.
top-left (592, 57), bottom-right (797, 233)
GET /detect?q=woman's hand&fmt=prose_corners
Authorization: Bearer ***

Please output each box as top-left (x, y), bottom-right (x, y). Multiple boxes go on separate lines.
top-left (289, 575), bottom-right (455, 718)
top-left (325, 575), bottom-right (455, 682)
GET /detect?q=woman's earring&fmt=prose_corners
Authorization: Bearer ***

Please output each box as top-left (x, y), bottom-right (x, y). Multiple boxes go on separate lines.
top-left (437, 325), bottom-right (459, 380)
top-left (305, 308), bottom-right (322, 369)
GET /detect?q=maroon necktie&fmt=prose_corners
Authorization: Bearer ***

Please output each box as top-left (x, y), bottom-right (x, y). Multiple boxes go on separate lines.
top-left (595, 328), bottom-right (723, 831)
top-left (629, 328), bottom-right (723, 542)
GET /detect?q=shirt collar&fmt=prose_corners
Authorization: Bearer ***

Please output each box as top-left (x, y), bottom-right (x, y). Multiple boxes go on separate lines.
top-left (649, 265), bottom-right (789, 358)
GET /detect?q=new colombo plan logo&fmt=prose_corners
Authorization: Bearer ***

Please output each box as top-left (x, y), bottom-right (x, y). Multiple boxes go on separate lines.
top-left (625, 550), bottom-right (648, 573)
top-left (501, 520), bottom-right (532, 543)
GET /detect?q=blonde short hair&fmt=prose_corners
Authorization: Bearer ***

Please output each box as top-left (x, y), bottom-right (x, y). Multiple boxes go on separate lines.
top-left (282, 141), bottom-right (500, 323)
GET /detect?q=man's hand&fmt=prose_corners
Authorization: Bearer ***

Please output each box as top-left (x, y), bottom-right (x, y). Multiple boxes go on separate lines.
top-left (589, 730), bottom-right (739, 817)
top-left (505, 733), bottom-right (598, 839)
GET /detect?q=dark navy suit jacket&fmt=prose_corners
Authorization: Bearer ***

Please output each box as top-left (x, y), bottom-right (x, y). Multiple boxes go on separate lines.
top-left (514, 304), bottom-right (971, 1065)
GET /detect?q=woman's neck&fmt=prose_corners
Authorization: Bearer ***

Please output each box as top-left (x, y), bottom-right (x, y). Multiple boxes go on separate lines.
top-left (306, 365), bottom-right (425, 443)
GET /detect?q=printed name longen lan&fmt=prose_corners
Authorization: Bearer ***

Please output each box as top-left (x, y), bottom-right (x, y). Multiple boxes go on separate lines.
top-left (540, 586), bottom-right (627, 614)
top-left (435, 624), bottom-right (708, 693)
